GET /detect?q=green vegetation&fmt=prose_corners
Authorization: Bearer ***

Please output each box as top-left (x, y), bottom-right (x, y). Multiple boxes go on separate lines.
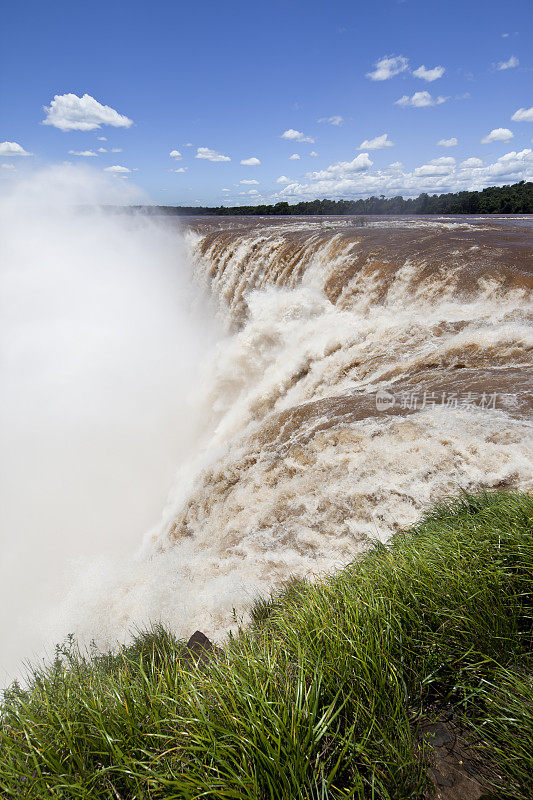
top-left (1, 491), bottom-right (532, 799)
top-left (136, 180), bottom-right (533, 216)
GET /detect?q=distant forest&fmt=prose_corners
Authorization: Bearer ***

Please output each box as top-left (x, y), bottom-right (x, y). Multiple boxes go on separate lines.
top-left (135, 181), bottom-right (533, 216)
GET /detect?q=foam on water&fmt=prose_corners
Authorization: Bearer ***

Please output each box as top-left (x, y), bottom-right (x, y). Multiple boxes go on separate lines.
top-left (49, 221), bottom-right (532, 656)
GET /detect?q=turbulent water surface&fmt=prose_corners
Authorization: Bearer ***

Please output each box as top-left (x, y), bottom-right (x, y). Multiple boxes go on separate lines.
top-left (57, 214), bottom-right (532, 650)
top-left (3, 210), bottom-right (533, 672)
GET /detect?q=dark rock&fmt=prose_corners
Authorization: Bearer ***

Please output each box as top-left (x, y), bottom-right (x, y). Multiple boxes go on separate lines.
top-left (431, 768), bottom-right (454, 787)
top-left (421, 721), bottom-right (454, 748)
top-left (185, 630), bottom-right (221, 662)
top-left (417, 715), bottom-right (494, 799)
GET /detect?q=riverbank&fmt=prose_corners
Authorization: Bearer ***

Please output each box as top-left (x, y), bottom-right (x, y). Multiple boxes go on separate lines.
top-left (1, 490), bottom-right (531, 799)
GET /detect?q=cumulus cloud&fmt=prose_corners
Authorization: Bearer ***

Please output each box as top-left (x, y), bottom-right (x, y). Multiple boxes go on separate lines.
top-left (289, 153), bottom-right (301, 160)
top-left (0, 141), bottom-right (33, 156)
top-left (366, 55), bottom-right (409, 81)
top-left (42, 93), bottom-right (133, 132)
top-left (309, 151), bottom-right (318, 157)
top-left (276, 148), bottom-right (532, 202)
top-left (68, 150), bottom-right (98, 157)
top-left (195, 147), bottom-right (230, 162)
top-left (308, 153), bottom-right (373, 181)
top-left (437, 137), bottom-right (458, 147)
top-left (240, 179), bottom-right (259, 185)
top-left (318, 115), bottom-right (344, 126)
top-left (240, 157), bottom-right (261, 165)
top-left (98, 147), bottom-right (107, 153)
top-left (97, 136), bottom-right (107, 141)
top-left (496, 55), bottom-right (519, 70)
top-left (169, 150), bottom-right (182, 159)
top-left (1, 163), bottom-right (16, 170)
top-left (171, 167), bottom-right (188, 173)
top-left (512, 106), bottom-right (533, 122)
top-left (412, 65), bottom-right (445, 81)
top-left (281, 129), bottom-right (315, 143)
top-left (276, 175), bottom-right (290, 184)
top-left (104, 165), bottom-right (131, 173)
top-left (395, 91), bottom-right (448, 107)
top-left (111, 148), bottom-right (122, 153)
top-left (481, 127), bottom-right (514, 143)
top-left (414, 157), bottom-right (456, 176)
top-left (358, 133), bottom-right (394, 150)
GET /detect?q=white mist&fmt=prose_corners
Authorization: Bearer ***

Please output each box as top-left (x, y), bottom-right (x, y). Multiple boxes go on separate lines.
top-left (0, 166), bottom-right (217, 683)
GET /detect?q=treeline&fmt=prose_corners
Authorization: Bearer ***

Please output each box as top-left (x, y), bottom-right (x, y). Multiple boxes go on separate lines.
top-left (136, 181), bottom-right (533, 216)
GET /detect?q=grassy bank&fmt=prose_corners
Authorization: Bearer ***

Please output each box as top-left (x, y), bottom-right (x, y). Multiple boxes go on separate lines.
top-left (1, 491), bottom-right (532, 799)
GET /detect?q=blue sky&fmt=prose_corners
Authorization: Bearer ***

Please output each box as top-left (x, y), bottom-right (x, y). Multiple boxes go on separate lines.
top-left (1, 0), bottom-right (532, 205)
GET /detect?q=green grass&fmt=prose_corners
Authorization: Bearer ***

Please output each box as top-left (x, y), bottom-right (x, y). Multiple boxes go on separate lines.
top-left (1, 490), bottom-right (532, 799)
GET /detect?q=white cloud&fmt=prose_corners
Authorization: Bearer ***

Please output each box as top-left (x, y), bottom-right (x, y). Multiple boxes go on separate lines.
top-left (111, 148), bottom-right (122, 153)
top-left (496, 55), bottom-right (519, 70)
top-left (195, 147), bottom-right (230, 162)
top-left (366, 55), bottom-right (408, 81)
top-left (412, 64), bottom-right (445, 82)
top-left (222, 188), bottom-right (231, 192)
top-left (42, 93), bottom-right (133, 131)
top-left (170, 149), bottom-right (182, 159)
top-left (481, 127), bottom-right (514, 143)
top-left (461, 157), bottom-right (483, 167)
top-left (309, 151), bottom-right (318, 157)
top-left (276, 148), bottom-right (533, 202)
top-left (485, 148), bottom-right (533, 179)
top-left (240, 179), bottom-right (259, 185)
top-left (0, 141), bottom-right (32, 156)
top-left (240, 157), bottom-right (261, 165)
top-left (2, 163), bottom-right (16, 170)
top-left (512, 106), bottom-right (533, 122)
top-left (97, 136), bottom-right (107, 141)
top-left (395, 91), bottom-right (448, 107)
top-left (68, 149), bottom-right (98, 157)
top-left (358, 133), bottom-right (394, 150)
top-left (104, 165), bottom-right (131, 173)
top-left (308, 153), bottom-right (373, 181)
top-left (171, 167), bottom-right (188, 173)
top-left (318, 115), bottom-right (344, 126)
top-left (281, 129), bottom-right (315, 143)
top-left (289, 153), bottom-right (301, 160)
top-left (276, 175), bottom-right (290, 184)
top-left (414, 156), bottom-right (456, 176)
top-left (437, 137), bottom-right (458, 147)
top-left (98, 147), bottom-right (107, 153)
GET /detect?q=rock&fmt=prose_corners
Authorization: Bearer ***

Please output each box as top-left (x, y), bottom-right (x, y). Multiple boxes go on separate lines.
top-left (421, 721), bottom-right (454, 748)
top-left (185, 630), bottom-right (220, 661)
top-left (431, 768), bottom-right (454, 788)
top-left (417, 716), bottom-right (492, 800)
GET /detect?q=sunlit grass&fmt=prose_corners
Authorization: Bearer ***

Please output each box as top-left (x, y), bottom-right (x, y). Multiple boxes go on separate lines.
top-left (1, 490), bottom-right (532, 798)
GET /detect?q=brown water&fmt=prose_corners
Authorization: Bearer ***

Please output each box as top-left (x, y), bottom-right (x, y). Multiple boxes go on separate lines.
top-left (57, 215), bottom-right (533, 649)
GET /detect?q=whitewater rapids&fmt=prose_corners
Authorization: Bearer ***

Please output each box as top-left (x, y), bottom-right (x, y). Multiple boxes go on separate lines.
top-left (53, 214), bottom-right (533, 652)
